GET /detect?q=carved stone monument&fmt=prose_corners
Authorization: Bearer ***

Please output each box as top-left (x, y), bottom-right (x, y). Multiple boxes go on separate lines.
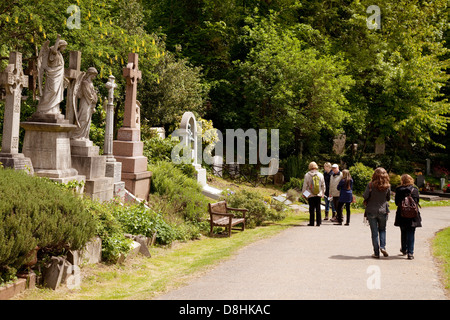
top-left (0, 51), bottom-right (34, 173)
top-left (113, 53), bottom-right (151, 200)
top-left (21, 37), bottom-right (84, 184)
top-left (104, 75), bottom-right (125, 199)
top-left (69, 66), bottom-right (113, 201)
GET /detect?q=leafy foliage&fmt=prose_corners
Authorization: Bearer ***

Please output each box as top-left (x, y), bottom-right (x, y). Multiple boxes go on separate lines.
top-left (0, 168), bottom-right (96, 270)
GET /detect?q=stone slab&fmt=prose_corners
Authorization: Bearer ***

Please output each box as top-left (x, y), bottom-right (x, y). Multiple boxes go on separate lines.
top-left (0, 153), bottom-right (34, 174)
top-left (113, 140), bottom-right (144, 157)
top-left (116, 127), bottom-right (141, 142)
top-left (71, 154), bottom-right (106, 180)
top-left (105, 160), bottom-right (122, 183)
top-left (114, 155), bottom-right (148, 173)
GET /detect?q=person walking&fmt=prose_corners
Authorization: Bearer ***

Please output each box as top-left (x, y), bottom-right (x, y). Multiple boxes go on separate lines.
top-left (302, 161), bottom-right (325, 226)
top-left (336, 169), bottom-right (353, 226)
top-left (363, 167), bottom-right (391, 259)
top-left (394, 174), bottom-right (422, 260)
top-left (323, 162), bottom-right (335, 221)
top-left (329, 164), bottom-right (342, 222)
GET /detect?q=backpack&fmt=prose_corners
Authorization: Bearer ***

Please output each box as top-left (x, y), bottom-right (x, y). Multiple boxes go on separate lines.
top-left (311, 175), bottom-right (321, 195)
top-left (400, 191), bottom-right (418, 219)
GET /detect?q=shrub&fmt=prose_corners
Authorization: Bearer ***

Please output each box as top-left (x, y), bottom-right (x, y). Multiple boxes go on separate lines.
top-left (281, 177), bottom-right (303, 192)
top-left (281, 155), bottom-right (310, 181)
top-left (349, 162), bottom-right (373, 194)
top-left (112, 202), bottom-right (179, 246)
top-left (0, 168), bottom-right (97, 272)
top-left (389, 173), bottom-right (402, 189)
top-left (149, 161), bottom-right (209, 223)
top-left (84, 199), bottom-right (131, 263)
top-left (225, 189), bottom-right (285, 228)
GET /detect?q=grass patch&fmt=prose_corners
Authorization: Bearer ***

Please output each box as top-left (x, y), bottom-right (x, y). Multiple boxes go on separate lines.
top-left (433, 227), bottom-right (450, 295)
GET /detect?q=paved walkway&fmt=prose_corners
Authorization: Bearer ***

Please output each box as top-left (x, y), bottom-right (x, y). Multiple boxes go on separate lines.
top-left (156, 206), bottom-right (449, 300)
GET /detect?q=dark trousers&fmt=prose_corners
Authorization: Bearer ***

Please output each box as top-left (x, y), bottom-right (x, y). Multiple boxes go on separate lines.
top-left (308, 196), bottom-right (322, 226)
top-left (337, 202), bottom-right (351, 224)
top-left (400, 226), bottom-right (416, 255)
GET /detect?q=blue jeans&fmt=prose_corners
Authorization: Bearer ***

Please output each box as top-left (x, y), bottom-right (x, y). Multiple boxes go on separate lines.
top-left (400, 226), bottom-right (416, 255)
top-left (367, 213), bottom-right (388, 256)
top-left (324, 196), bottom-right (335, 214)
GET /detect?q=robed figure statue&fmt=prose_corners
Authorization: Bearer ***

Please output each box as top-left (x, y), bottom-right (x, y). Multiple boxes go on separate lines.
top-left (71, 67), bottom-right (98, 140)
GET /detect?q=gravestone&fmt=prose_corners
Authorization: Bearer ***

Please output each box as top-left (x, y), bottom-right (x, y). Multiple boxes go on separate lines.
top-left (179, 112), bottom-right (206, 186)
top-left (416, 175), bottom-right (425, 188)
top-left (0, 51), bottom-right (34, 173)
top-left (104, 75), bottom-right (125, 199)
top-left (113, 53), bottom-right (151, 200)
top-left (375, 137), bottom-right (385, 154)
top-left (332, 133), bottom-right (346, 155)
top-left (426, 158), bottom-right (431, 176)
top-left (21, 38), bottom-right (84, 185)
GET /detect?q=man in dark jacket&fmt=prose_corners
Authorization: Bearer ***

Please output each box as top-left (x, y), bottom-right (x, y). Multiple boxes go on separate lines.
top-left (323, 162), bottom-right (335, 220)
top-left (394, 174), bottom-right (422, 260)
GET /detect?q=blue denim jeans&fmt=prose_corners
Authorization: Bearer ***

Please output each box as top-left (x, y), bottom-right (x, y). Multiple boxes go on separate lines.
top-left (324, 196), bottom-right (335, 213)
top-left (367, 213), bottom-right (388, 256)
top-left (400, 226), bottom-right (416, 255)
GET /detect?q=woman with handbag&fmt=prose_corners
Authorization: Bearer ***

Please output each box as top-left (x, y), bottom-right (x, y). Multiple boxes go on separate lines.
top-left (394, 174), bottom-right (422, 260)
top-left (363, 167), bottom-right (391, 259)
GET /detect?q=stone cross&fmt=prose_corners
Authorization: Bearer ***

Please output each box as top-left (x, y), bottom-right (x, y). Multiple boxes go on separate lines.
top-left (104, 75), bottom-right (117, 160)
top-left (122, 53), bottom-right (142, 128)
top-left (65, 51), bottom-right (83, 124)
top-left (0, 52), bottom-right (28, 154)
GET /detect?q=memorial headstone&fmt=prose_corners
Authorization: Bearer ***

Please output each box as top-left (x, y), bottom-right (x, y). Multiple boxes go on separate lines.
top-left (332, 133), bottom-right (346, 155)
top-left (0, 51), bottom-right (34, 173)
top-left (113, 53), bottom-right (151, 200)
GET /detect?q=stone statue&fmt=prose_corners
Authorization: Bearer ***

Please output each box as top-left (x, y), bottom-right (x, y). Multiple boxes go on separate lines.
top-left (71, 67), bottom-right (98, 140)
top-left (36, 35), bottom-right (68, 114)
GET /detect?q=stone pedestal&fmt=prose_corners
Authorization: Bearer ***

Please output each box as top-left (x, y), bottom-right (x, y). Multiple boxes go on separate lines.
top-left (70, 139), bottom-right (114, 202)
top-left (194, 164), bottom-right (207, 187)
top-left (21, 120), bottom-right (85, 184)
top-left (105, 160), bottom-right (126, 200)
top-left (0, 153), bottom-right (34, 174)
top-left (113, 127), bottom-right (151, 200)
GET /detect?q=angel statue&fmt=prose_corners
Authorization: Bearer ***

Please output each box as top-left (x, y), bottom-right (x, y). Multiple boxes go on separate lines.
top-left (36, 35), bottom-right (68, 114)
top-left (71, 67), bottom-right (98, 140)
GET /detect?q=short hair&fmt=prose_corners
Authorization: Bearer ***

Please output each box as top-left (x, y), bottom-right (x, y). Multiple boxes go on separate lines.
top-left (309, 161), bottom-right (319, 170)
top-left (324, 162), bottom-right (332, 168)
top-left (401, 174), bottom-right (414, 186)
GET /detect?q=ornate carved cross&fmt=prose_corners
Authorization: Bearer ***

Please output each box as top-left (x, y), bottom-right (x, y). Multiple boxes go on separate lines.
top-left (0, 52), bottom-right (28, 154)
top-left (122, 53), bottom-right (142, 128)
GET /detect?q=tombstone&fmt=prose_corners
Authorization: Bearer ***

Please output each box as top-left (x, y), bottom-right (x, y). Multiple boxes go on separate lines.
top-left (113, 53), bottom-right (151, 200)
top-left (416, 175), bottom-right (425, 188)
top-left (375, 137), bottom-right (385, 154)
top-left (0, 51), bottom-right (34, 173)
top-left (21, 38), bottom-right (84, 185)
top-left (332, 133), bottom-right (346, 155)
top-left (104, 75), bottom-right (125, 199)
top-left (426, 158), bottom-right (431, 176)
top-left (151, 127), bottom-right (166, 139)
top-left (179, 112), bottom-right (206, 186)
top-left (440, 178), bottom-right (445, 191)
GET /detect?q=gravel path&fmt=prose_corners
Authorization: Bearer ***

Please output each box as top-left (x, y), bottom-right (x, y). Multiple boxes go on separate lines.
top-left (156, 206), bottom-right (449, 300)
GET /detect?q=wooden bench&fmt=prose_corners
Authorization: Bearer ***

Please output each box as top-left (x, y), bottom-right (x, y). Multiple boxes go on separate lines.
top-left (208, 201), bottom-right (247, 237)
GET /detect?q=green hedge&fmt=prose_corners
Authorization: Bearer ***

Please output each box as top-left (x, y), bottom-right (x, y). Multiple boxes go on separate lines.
top-left (349, 162), bottom-right (373, 194)
top-left (0, 168), bottom-right (96, 273)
